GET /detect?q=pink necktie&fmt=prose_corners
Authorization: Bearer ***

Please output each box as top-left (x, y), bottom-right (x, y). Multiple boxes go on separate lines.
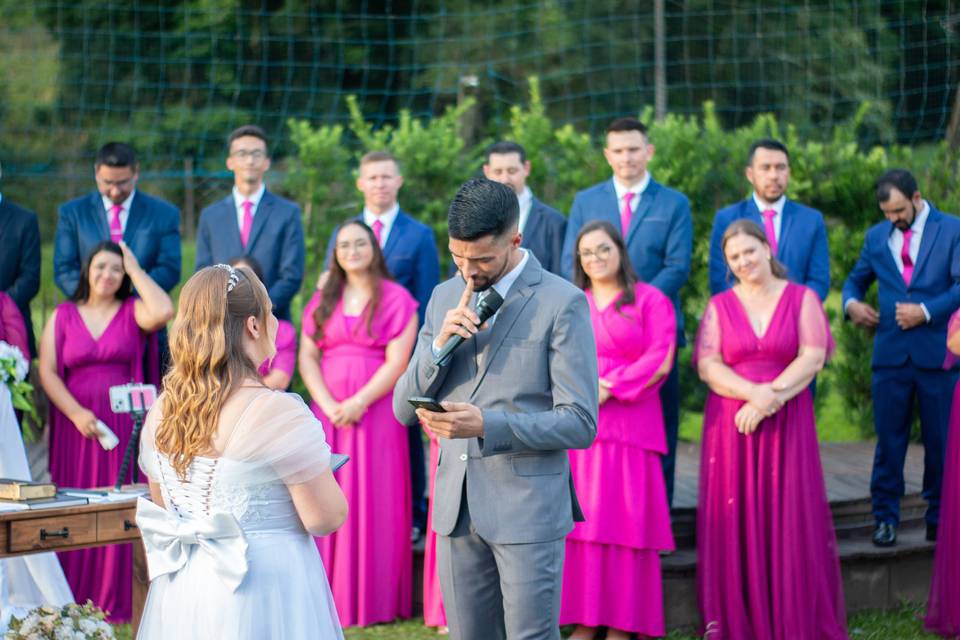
top-left (761, 209), bottom-right (778, 257)
top-left (620, 192), bottom-right (635, 236)
top-left (372, 219), bottom-right (384, 246)
top-left (240, 200), bottom-right (254, 248)
top-left (901, 228), bottom-right (914, 286)
top-left (109, 204), bottom-right (124, 243)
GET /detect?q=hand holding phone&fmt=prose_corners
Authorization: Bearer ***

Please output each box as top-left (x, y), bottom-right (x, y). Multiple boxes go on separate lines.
top-left (408, 396), bottom-right (447, 413)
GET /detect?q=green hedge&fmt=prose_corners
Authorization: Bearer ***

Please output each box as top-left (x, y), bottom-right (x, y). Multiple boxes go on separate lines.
top-left (286, 78), bottom-right (960, 438)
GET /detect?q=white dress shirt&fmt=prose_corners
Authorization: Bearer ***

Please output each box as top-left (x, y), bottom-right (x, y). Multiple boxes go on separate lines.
top-left (844, 199), bottom-right (932, 322)
top-left (363, 203), bottom-right (401, 247)
top-left (233, 184), bottom-right (266, 231)
top-left (613, 171), bottom-right (652, 216)
top-left (102, 190), bottom-right (136, 233)
top-left (517, 187), bottom-right (533, 235)
top-left (752, 193), bottom-right (786, 241)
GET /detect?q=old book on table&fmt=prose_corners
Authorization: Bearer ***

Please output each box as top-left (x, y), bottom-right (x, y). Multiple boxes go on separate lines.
top-left (0, 491), bottom-right (89, 511)
top-left (0, 479), bottom-right (57, 501)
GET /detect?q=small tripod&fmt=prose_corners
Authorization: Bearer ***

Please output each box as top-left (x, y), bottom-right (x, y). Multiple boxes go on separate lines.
top-left (114, 388), bottom-right (149, 492)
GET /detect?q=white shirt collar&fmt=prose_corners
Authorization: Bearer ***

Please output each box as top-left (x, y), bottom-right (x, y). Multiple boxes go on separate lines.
top-left (752, 193), bottom-right (786, 217)
top-left (612, 172), bottom-right (651, 203)
top-left (363, 203), bottom-right (401, 246)
top-left (233, 184), bottom-right (266, 212)
top-left (517, 187), bottom-right (533, 234)
top-left (485, 248), bottom-right (530, 306)
top-left (910, 199), bottom-right (931, 234)
top-left (102, 189), bottom-right (136, 215)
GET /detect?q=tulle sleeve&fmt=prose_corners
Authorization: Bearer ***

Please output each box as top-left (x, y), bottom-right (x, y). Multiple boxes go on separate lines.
top-left (797, 286), bottom-right (835, 361)
top-left (220, 391), bottom-right (331, 485)
top-left (692, 298), bottom-right (722, 369)
top-left (300, 291), bottom-right (323, 345)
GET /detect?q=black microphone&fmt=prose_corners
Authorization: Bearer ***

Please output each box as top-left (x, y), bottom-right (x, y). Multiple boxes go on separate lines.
top-left (433, 288), bottom-right (504, 365)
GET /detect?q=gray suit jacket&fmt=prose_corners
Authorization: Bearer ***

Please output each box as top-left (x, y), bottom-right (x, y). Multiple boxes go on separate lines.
top-left (394, 254), bottom-right (598, 545)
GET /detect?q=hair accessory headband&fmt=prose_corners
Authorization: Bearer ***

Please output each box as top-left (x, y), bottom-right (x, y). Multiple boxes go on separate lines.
top-left (214, 264), bottom-right (241, 293)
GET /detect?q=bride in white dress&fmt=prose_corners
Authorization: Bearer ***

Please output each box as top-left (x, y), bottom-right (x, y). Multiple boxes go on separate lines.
top-left (135, 264), bottom-right (348, 639)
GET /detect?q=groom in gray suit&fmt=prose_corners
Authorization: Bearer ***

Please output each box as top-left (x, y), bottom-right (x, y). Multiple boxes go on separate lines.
top-left (394, 178), bottom-right (598, 640)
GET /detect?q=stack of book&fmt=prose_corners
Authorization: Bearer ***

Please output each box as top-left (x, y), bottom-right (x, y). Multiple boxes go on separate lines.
top-left (0, 479), bottom-right (89, 511)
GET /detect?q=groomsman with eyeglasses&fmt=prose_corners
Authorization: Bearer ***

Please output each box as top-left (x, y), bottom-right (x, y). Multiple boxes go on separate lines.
top-left (195, 125), bottom-right (305, 322)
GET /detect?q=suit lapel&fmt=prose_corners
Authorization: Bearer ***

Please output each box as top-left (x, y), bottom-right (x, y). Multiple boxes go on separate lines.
top-left (876, 221), bottom-right (906, 291)
top-left (89, 192), bottom-right (110, 240)
top-left (912, 209), bottom-right (941, 284)
top-left (521, 200), bottom-right (543, 250)
top-left (246, 191), bottom-right (271, 250)
top-left (124, 191), bottom-right (145, 243)
top-left (382, 211), bottom-right (406, 257)
top-left (601, 180), bottom-right (621, 228)
top-left (625, 180), bottom-right (658, 245)
top-left (778, 200), bottom-right (796, 255)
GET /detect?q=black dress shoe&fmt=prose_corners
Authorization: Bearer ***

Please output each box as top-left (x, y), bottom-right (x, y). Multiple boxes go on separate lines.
top-left (872, 522), bottom-right (897, 547)
top-left (927, 523), bottom-right (938, 542)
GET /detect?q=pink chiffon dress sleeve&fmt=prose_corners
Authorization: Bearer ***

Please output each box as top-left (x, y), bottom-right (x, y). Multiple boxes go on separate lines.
top-left (0, 292), bottom-right (30, 360)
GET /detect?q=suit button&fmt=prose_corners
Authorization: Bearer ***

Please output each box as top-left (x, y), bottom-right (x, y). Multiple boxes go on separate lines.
top-left (459, 454), bottom-right (468, 461)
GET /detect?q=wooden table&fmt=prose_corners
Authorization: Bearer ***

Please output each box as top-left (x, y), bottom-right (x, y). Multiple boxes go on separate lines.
top-left (0, 495), bottom-right (147, 633)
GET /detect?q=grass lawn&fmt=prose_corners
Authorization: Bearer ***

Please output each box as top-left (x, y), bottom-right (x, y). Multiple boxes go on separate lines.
top-left (111, 601), bottom-right (942, 638)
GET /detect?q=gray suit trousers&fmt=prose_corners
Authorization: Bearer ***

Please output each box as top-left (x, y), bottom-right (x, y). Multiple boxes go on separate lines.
top-left (437, 487), bottom-right (565, 640)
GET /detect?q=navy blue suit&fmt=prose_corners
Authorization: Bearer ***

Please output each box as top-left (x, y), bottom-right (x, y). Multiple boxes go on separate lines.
top-left (522, 198), bottom-right (567, 275)
top-left (709, 198), bottom-right (830, 300)
top-left (325, 209), bottom-right (440, 532)
top-left (0, 197), bottom-right (41, 357)
top-left (562, 177), bottom-right (693, 505)
top-left (324, 210), bottom-right (440, 327)
top-left (54, 190), bottom-right (181, 296)
top-left (196, 190), bottom-right (305, 321)
top-left (842, 204), bottom-right (960, 527)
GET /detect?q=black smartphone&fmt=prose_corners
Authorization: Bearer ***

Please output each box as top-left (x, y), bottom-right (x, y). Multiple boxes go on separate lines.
top-left (408, 396), bottom-right (447, 412)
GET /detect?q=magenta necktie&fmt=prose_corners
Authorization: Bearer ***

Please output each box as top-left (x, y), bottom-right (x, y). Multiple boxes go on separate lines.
top-left (109, 204), bottom-right (124, 243)
top-left (372, 219), bottom-right (384, 246)
top-left (761, 209), bottom-right (778, 257)
top-left (901, 228), bottom-right (914, 286)
top-left (620, 192), bottom-right (635, 236)
top-left (240, 201), bottom-right (254, 248)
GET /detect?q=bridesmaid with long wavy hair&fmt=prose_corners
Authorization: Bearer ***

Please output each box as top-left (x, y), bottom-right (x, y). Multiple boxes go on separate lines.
top-left (926, 309), bottom-right (960, 637)
top-left (38, 241), bottom-right (173, 622)
top-left (694, 220), bottom-right (846, 639)
top-left (300, 220), bottom-right (418, 626)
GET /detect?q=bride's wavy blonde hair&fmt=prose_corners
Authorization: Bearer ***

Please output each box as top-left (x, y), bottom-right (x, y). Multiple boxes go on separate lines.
top-left (156, 265), bottom-right (271, 478)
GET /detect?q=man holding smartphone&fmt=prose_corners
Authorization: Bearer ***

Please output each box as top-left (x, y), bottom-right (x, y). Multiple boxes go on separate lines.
top-left (393, 178), bottom-right (598, 640)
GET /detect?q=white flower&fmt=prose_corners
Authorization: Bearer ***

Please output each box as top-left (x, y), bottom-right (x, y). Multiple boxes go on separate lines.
top-left (0, 341), bottom-right (28, 383)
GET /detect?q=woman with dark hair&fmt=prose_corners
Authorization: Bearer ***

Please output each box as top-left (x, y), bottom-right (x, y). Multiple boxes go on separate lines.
top-left (229, 256), bottom-right (296, 390)
top-left (694, 219), bottom-right (846, 639)
top-left (299, 220), bottom-right (418, 626)
top-left (38, 240), bottom-right (173, 622)
top-left (559, 220), bottom-right (676, 640)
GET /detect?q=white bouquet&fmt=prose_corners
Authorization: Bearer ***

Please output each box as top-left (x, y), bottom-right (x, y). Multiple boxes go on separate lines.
top-left (4, 602), bottom-right (115, 640)
top-left (0, 341), bottom-right (38, 443)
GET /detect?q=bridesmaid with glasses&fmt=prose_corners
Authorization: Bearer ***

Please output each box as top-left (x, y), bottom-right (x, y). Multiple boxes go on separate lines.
top-left (560, 220), bottom-right (675, 640)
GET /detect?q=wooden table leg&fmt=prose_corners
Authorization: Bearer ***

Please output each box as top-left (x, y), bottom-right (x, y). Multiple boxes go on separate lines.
top-left (131, 539), bottom-right (148, 635)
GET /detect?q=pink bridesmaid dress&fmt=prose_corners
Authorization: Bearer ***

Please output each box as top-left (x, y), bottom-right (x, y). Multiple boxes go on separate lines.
top-left (423, 432), bottom-right (447, 629)
top-left (693, 282), bottom-right (847, 640)
top-left (926, 309), bottom-right (960, 637)
top-left (559, 282), bottom-right (676, 637)
top-left (258, 318), bottom-right (296, 380)
top-left (0, 292), bottom-right (29, 360)
top-left (49, 298), bottom-right (150, 623)
top-left (302, 280), bottom-right (416, 627)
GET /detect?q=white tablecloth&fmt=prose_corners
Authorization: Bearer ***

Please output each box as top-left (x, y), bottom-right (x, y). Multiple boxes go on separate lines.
top-left (0, 385), bottom-right (73, 628)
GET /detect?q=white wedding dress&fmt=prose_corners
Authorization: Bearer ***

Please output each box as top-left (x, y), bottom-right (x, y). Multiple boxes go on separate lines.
top-left (135, 390), bottom-right (343, 639)
top-left (0, 386), bottom-right (74, 631)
